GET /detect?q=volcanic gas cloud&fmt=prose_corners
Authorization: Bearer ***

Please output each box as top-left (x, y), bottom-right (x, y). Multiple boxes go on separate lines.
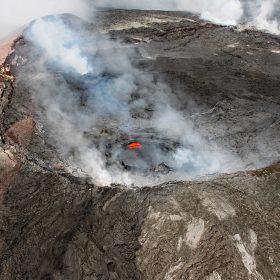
top-left (20, 15), bottom-right (242, 186)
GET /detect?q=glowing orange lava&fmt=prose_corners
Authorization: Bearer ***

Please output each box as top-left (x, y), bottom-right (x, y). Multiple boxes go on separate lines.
top-left (127, 141), bottom-right (142, 150)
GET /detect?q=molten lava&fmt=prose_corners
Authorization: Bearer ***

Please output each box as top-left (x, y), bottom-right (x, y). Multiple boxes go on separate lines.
top-left (127, 141), bottom-right (142, 150)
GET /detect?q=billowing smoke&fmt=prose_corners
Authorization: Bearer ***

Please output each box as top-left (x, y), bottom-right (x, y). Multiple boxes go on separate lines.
top-left (243, 0), bottom-right (280, 35)
top-left (0, 0), bottom-right (90, 39)
top-left (12, 1), bottom-right (278, 186)
top-left (21, 15), bottom-right (241, 186)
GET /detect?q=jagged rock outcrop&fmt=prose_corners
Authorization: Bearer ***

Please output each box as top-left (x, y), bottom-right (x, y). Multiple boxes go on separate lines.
top-left (0, 10), bottom-right (279, 280)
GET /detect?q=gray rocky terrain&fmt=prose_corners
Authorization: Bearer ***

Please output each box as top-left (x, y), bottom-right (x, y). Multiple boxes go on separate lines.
top-left (0, 9), bottom-right (279, 280)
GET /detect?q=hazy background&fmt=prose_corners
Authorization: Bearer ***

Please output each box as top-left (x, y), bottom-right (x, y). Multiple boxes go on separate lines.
top-left (0, 0), bottom-right (90, 39)
top-left (0, 0), bottom-right (279, 39)
top-left (94, 0), bottom-right (280, 34)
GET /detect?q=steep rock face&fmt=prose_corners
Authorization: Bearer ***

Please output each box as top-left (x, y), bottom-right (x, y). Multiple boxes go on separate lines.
top-left (0, 10), bottom-right (279, 280)
top-left (136, 170), bottom-right (280, 280)
top-left (1, 164), bottom-right (280, 280)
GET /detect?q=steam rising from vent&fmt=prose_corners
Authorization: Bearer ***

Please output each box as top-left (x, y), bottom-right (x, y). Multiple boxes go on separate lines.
top-left (23, 16), bottom-right (242, 186)
top-left (29, 20), bottom-right (92, 75)
top-left (248, 0), bottom-right (280, 35)
top-left (94, 0), bottom-right (280, 34)
top-left (0, 0), bottom-right (279, 40)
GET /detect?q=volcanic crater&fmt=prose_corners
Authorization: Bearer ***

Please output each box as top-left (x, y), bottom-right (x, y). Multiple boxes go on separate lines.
top-left (0, 9), bottom-right (279, 280)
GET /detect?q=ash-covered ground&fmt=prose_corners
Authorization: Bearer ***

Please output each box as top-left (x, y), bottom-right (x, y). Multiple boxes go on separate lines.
top-left (0, 9), bottom-right (279, 280)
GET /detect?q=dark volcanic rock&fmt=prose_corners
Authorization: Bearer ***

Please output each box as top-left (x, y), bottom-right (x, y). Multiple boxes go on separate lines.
top-left (0, 10), bottom-right (279, 280)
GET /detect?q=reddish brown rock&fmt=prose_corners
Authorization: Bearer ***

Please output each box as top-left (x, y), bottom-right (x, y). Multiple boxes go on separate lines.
top-left (52, 162), bottom-right (65, 170)
top-left (0, 30), bottom-right (22, 65)
top-left (5, 118), bottom-right (34, 148)
top-left (0, 36), bottom-right (16, 65)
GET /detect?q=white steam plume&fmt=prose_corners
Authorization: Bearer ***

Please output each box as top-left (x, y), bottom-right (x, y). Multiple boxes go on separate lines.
top-left (0, 0), bottom-right (90, 39)
top-left (22, 16), bottom-right (242, 186)
top-left (29, 19), bottom-right (92, 75)
top-left (2, 1), bottom-right (277, 186)
top-left (248, 0), bottom-right (280, 34)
